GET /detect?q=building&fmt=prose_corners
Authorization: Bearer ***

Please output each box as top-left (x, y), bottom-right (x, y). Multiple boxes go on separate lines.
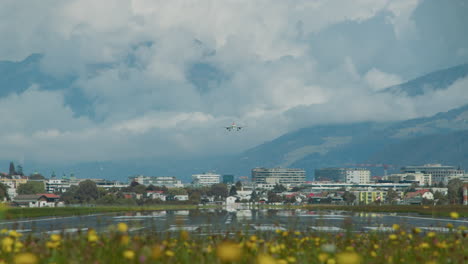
top-left (13, 193), bottom-right (62, 207)
top-left (222, 175), bottom-right (234, 184)
top-left (0, 176), bottom-right (28, 199)
top-left (345, 169), bottom-right (371, 184)
top-left (192, 173), bottom-right (221, 186)
top-left (385, 172), bottom-right (432, 186)
top-left (354, 191), bottom-right (387, 205)
top-left (129, 175), bottom-right (182, 187)
top-left (251, 168), bottom-right (305, 185)
top-left (315, 168), bottom-right (370, 183)
top-left (46, 178), bottom-right (72, 193)
top-left (315, 168), bottom-right (348, 182)
top-left (401, 164), bottom-right (464, 184)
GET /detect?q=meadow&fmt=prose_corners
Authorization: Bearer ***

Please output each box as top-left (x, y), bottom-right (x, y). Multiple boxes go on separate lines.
top-left (1, 215), bottom-right (466, 264)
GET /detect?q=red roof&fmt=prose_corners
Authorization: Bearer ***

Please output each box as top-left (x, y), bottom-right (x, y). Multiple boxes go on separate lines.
top-left (37, 193), bottom-right (60, 198)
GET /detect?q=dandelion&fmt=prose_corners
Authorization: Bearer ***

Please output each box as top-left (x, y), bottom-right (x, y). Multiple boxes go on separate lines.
top-left (2, 237), bottom-right (14, 252)
top-left (217, 242), bottom-right (242, 262)
top-left (165, 250), bottom-right (174, 257)
top-left (257, 254), bottom-right (276, 264)
top-left (117, 222), bottom-right (128, 233)
top-left (14, 253), bottom-right (37, 264)
top-left (151, 245), bottom-right (163, 259)
top-left (336, 252), bottom-right (361, 264)
top-left (87, 230), bottom-right (98, 243)
top-left (392, 224), bottom-right (400, 231)
top-left (123, 250), bottom-right (135, 260)
top-left (318, 253), bottom-right (329, 263)
top-left (427, 232), bottom-right (436, 238)
top-left (388, 234), bottom-right (398, 240)
top-left (450, 212), bottom-right (459, 219)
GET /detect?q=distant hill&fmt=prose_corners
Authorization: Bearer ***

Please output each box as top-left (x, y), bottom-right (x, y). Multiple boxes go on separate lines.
top-left (368, 130), bottom-right (468, 169)
top-left (216, 104), bottom-right (468, 179)
top-left (383, 63), bottom-right (468, 96)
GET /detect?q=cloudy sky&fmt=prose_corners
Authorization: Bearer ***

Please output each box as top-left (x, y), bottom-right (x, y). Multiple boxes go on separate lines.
top-left (1, 0), bottom-right (468, 168)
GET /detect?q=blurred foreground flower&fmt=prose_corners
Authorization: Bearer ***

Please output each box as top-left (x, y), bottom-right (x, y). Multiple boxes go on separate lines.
top-left (14, 253), bottom-right (37, 264)
top-left (450, 212), bottom-right (459, 219)
top-left (217, 242), bottom-right (242, 262)
top-left (336, 252), bottom-right (361, 264)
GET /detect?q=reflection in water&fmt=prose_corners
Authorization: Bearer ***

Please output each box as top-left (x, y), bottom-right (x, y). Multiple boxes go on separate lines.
top-left (0, 209), bottom-right (466, 235)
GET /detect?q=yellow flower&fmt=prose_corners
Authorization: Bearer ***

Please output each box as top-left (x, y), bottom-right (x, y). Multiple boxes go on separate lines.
top-left (392, 224), bottom-right (400, 231)
top-left (257, 254), bottom-right (276, 264)
top-left (123, 250), bottom-right (135, 259)
top-left (14, 253), bottom-right (38, 264)
top-left (419, 242), bottom-right (430, 249)
top-left (120, 235), bottom-right (130, 245)
top-left (370, 251), bottom-right (377, 257)
top-left (336, 252), bottom-right (361, 264)
top-left (46, 241), bottom-right (60, 249)
top-left (165, 250), bottom-right (174, 257)
top-left (450, 212), bottom-right (459, 219)
top-left (282, 231), bottom-right (289, 237)
top-left (217, 242), bottom-right (242, 262)
top-left (327, 259), bottom-right (336, 264)
top-left (287, 256), bottom-right (297, 263)
top-left (319, 253), bottom-right (329, 263)
top-left (277, 260), bottom-right (288, 264)
top-left (446, 223), bottom-right (454, 229)
top-left (427, 232), bottom-right (436, 238)
top-left (2, 237), bottom-right (14, 252)
top-left (388, 234), bottom-right (398, 240)
top-left (250, 235), bottom-right (258, 241)
top-left (117, 222), bottom-right (128, 233)
top-left (151, 245), bottom-right (163, 259)
top-left (180, 230), bottom-right (189, 241)
top-left (412, 227), bottom-right (421, 234)
top-left (87, 230), bottom-right (98, 243)
top-left (8, 231), bottom-right (22, 238)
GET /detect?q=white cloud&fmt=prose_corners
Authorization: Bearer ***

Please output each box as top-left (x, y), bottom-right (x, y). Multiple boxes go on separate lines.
top-left (0, 0), bottom-right (466, 167)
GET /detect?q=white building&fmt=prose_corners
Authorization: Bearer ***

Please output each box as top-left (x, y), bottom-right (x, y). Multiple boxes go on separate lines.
top-left (345, 169), bottom-right (371, 184)
top-left (129, 175), bottom-right (182, 187)
top-left (192, 173), bottom-right (220, 186)
top-left (385, 173), bottom-right (432, 186)
top-left (401, 164), bottom-right (464, 184)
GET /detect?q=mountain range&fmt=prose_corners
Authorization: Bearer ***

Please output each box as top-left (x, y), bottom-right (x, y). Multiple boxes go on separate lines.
top-left (1, 55), bottom-right (468, 182)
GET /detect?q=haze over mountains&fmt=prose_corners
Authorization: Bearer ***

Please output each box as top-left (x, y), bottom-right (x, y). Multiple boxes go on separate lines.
top-left (1, 55), bottom-right (467, 181)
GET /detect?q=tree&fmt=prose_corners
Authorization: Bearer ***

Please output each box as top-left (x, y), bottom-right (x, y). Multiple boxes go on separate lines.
top-left (250, 189), bottom-right (258, 203)
top-left (8, 162), bottom-right (16, 176)
top-left (447, 178), bottom-right (463, 204)
top-left (386, 189), bottom-right (399, 204)
top-left (17, 181), bottom-right (45, 195)
top-left (229, 186), bottom-right (237, 196)
top-left (342, 191), bottom-right (356, 205)
top-left (273, 184), bottom-right (286, 193)
top-left (75, 180), bottom-right (99, 203)
top-left (167, 188), bottom-right (188, 196)
top-left (267, 191), bottom-right (283, 203)
top-left (235, 181), bottom-right (242, 190)
top-left (208, 184), bottom-right (228, 200)
top-left (0, 183), bottom-right (9, 200)
top-left (60, 185), bottom-right (79, 204)
top-left (433, 191), bottom-right (448, 205)
top-left (29, 173), bottom-right (45, 180)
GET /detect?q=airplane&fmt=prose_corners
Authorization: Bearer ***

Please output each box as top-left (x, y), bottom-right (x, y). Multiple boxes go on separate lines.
top-left (225, 122), bottom-right (244, 131)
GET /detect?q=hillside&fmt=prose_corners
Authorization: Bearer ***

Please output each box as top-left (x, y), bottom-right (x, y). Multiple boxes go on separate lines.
top-left (216, 104), bottom-right (468, 179)
top-left (383, 63), bottom-right (468, 96)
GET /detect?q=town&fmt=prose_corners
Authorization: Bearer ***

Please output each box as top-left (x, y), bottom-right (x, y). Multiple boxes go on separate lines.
top-left (2, 162), bottom-right (467, 208)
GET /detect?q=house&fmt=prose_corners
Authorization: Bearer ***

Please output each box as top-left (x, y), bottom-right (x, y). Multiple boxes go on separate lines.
top-left (146, 191), bottom-right (166, 201)
top-left (226, 196), bottom-right (237, 205)
top-left (173, 195), bottom-right (189, 201)
top-left (13, 193), bottom-right (62, 207)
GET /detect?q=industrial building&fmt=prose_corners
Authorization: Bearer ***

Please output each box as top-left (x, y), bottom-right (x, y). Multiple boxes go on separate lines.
top-left (315, 168), bottom-right (370, 184)
top-left (251, 168), bottom-right (305, 185)
top-left (401, 164), bottom-right (464, 184)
